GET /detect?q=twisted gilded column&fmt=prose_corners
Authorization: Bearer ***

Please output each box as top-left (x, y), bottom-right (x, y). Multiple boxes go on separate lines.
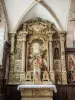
top-left (60, 32), bottom-right (67, 84)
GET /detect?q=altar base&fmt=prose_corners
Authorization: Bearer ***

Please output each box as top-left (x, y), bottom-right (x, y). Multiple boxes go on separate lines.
top-left (17, 85), bottom-right (57, 100)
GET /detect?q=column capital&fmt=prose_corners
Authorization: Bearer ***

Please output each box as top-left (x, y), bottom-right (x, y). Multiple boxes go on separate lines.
top-left (17, 31), bottom-right (28, 42)
top-left (60, 37), bottom-right (65, 42)
top-left (46, 30), bottom-right (55, 35)
top-left (60, 32), bottom-right (66, 41)
top-left (47, 30), bottom-right (55, 41)
top-left (19, 31), bottom-right (28, 36)
top-left (9, 33), bottom-right (16, 38)
top-left (60, 31), bottom-right (67, 37)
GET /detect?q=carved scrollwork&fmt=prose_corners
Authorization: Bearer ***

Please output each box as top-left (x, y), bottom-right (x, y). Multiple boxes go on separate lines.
top-left (33, 89), bottom-right (39, 96)
top-left (10, 55), bottom-right (15, 71)
top-left (15, 41), bottom-right (22, 60)
top-left (8, 72), bottom-right (14, 83)
top-left (62, 72), bottom-right (67, 84)
top-left (14, 60), bottom-right (21, 72)
top-left (54, 60), bottom-right (61, 71)
top-left (14, 73), bottom-right (20, 82)
top-left (55, 72), bottom-right (62, 84)
top-left (18, 18), bottom-right (55, 37)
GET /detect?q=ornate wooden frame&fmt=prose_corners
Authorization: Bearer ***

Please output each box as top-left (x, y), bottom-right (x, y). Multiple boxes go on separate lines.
top-left (65, 48), bottom-right (75, 84)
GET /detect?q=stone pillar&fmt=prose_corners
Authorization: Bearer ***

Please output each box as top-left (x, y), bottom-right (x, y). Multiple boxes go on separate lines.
top-left (9, 33), bottom-right (15, 84)
top-left (49, 36), bottom-right (53, 71)
top-left (20, 32), bottom-right (28, 83)
top-left (21, 37), bottom-right (26, 72)
top-left (60, 32), bottom-right (67, 84)
top-left (10, 33), bottom-right (15, 54)
top-left (49, 33), bottom-right (55, 83)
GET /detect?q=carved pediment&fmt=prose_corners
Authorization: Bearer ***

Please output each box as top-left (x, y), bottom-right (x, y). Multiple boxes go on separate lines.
top-left (18, 18), bottom-right (57, 34)
top-left (29, 23), bottom-right (47, 32)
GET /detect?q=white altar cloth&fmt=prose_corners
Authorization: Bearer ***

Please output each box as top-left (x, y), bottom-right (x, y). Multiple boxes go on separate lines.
top-left (17, 85), bottom-right (57, 93)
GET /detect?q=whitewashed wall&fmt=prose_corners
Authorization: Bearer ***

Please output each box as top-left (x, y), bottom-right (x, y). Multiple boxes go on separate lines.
top-left (0, 1), bottom-right (7, 65)
top-left (67, 0), bottom-right (75, 47)
top-left (21, 4), bottom-right (60, 30)
top-left (0, 29), bottom-right (5, 65)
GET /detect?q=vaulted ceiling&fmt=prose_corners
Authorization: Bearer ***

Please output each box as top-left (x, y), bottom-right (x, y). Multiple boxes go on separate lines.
top-left (4, 0), bottom-right (71, 32)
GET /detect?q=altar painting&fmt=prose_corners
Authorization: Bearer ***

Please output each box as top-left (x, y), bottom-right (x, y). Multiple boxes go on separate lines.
top-left (27, 39), bottom-right (48, 71)
top-left (68, 54), bottom-right (75, 81)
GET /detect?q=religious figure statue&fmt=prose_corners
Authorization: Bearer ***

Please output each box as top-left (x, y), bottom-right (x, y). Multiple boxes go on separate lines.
top-left (54, 48), bottom-right (59, 59)
top-left (73, 72), bottom-right (75, 81)
top-left (25, 71), bottom-right (31, 81)
top-left (68, 57), bottom-right (74, 71)
top-left (68, 54), bottom-right (75, 82)
top-left (35, 71), bottom-right (40, 81)
top-left (42, 68), bottom-right (49, 81)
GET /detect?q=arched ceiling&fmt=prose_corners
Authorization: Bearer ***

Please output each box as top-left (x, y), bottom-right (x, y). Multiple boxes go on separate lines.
top-left (16, 3), bottom-right (61, 31)
top-left (4, 0), bottom-right (71, 32)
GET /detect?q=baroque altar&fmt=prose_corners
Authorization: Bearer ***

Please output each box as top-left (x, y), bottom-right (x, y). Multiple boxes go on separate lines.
top-left (8, 18), bottom-right (67, 85)
top-left (7, 18), bottom-right (67, 100)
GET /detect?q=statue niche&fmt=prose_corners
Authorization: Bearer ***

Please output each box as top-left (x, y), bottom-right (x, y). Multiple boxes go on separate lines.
top-left (54, 48), bottom-right (60, 59)
top-left (52, 33), bottom-right (61, 84)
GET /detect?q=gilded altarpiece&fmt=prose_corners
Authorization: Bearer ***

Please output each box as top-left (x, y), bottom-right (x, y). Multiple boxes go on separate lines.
top-left (8, 18), bottom-right (67, 85)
